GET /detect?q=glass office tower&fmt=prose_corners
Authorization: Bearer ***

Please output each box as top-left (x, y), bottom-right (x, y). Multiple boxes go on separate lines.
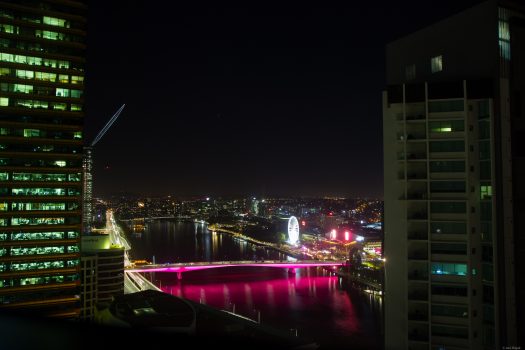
top-left (0, 0), bottom-right (86, 318)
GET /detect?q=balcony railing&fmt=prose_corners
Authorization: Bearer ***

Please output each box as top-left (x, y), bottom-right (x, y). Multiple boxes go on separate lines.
top-left (408, 271), bottom-right (429, 280)
top-left (407, 173), bottom-right (427, 180)
top-left (408, 250), bottom-right (428, 260)
top-left (407, 212), bottom-right (428, 220)
top-left (407, 192), bottom-right (427, 200)
top-left (406, 114), bottom-right (426, 121)
top-left (407, 231), bottom-right (427, 240)
top-left (408, 291), bottom-right (428, 301)
top-left (408, 330), bottom-right (429, 341)
top-left (406, 133), bottom-right (426, 140)
top-left (407, 153), bottom-right (426, 160)
top-left (408, 311), bottom-right (428, 321)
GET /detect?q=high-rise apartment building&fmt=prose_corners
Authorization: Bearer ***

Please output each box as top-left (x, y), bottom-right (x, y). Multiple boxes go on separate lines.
top-left (0, 1), bottom-right (86, 318)
top-left (383, 1), bottom-right (524, 349)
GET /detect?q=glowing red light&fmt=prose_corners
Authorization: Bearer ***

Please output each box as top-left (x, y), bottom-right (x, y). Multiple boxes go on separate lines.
top-left (344, 231), bottom-right (350, 241)
top-left (329, 212), bottom-right (333, 216)
top-left (301, 221), bottom-right (306, 226)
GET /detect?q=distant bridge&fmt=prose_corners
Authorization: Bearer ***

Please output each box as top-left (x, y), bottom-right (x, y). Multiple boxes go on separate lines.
top-left (143, 216), bottom-right (202, 222)
top-left (125, 260), bottom-right (345, 279)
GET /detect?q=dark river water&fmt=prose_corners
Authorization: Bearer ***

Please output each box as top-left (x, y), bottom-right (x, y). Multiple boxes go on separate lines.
top-left (125, 220), bottom-right (382, 349)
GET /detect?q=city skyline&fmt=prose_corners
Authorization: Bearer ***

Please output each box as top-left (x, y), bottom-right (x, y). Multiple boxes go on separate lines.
top-left (86, 0), bottom-right (484, 198)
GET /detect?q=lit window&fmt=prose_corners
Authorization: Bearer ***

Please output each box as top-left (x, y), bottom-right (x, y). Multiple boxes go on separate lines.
top-left (58, 74), bottom-right (69, 83)
top-left (480, 185), bottom-right (492, 200)
top-left (0, 24), bottom-right (14, 33)
top-left (43, 16), bottom-right (67, 27)
top-left (0, 97), bottom-right (8, 106)
top-left (13, 84), bottom-right (33, 94)
top-left (431, 262), bottom-right (467, 276)
top-left (71, 76), bottom-right (84, 84)
top-left (429, 120), bottom-right (464, 133)
top-left (499, 8), bottom-right (511, 60)
top-left (54, 161), bottom-right (66, 167)
top-left (56, 88), bottom-right (69, 97)
top-left (405, 64), bottom-right (416, 81)
top-left (73, 132), bottom-right (82, 139)
top-left (23, 129), bottom-right (40, 137)
top-left (431, 55), bottom-right (443, 73)
top-left (71, 90), bottom-right (82, 98)
top-left (52, 103), bottom-right (67, 110)
top-left (0, 52), bottom-right (14, 62)
top-left (19, 70), bottom-right (33, 79)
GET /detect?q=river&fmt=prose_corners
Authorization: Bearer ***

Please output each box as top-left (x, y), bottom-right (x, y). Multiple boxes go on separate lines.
top-left (126, 219), bottom-right (382, 349)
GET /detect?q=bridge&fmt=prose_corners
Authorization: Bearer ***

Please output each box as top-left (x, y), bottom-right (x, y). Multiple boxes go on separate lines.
top-left (125, 260), bottom-right (345, 280)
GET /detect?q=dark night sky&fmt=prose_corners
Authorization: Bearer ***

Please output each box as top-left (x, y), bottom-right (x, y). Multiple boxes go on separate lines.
top-left (86, 1), bottom-right (484, 198)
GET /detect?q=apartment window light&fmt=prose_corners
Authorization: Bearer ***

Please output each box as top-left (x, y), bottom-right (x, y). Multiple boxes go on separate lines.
top-left (431, 55), bottom-right (443, 73)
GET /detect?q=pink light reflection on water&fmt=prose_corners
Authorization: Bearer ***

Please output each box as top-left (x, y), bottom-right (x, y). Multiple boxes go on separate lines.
top-left (159, 267), bottom-right (362, 342)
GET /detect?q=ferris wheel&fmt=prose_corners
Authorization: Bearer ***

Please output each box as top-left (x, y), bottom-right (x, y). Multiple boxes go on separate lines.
top-left (288, 216), bottom-right (300, 245)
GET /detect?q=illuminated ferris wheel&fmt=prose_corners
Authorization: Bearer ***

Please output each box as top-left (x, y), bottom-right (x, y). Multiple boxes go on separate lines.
top-left (288, 216), bottom-right (300, 245)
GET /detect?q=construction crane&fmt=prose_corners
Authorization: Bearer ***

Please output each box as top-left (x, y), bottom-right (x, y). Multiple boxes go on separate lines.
top-left (82, 104), bottom-right (126, 234)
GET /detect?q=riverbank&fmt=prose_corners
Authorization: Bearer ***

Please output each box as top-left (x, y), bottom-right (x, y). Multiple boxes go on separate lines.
top-left (208, 223), bottom-right (304, 259)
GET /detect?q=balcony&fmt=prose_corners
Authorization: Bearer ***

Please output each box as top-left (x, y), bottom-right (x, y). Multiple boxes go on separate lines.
top-left (408, 270), bottom-right (429, 281)
top-left (406, 133), bottom-right (427, 141)
top-left (407, 172), bottom-right (427, 180)
top-left (408, 250), bottom-right (428, 260)
top-left (407, 153), bottom-right (427, 160)
top-left (408, 330), bottom-right (428, 342)
top-left (407, 192), bottom-right (427, 200)
top-left (408, 342), bottom-right (430, 350)
top-left (407, 212), bottom-right (428, 220)
top-left (407, 231), bottom-right (428, 240)
top-left (408, 291), bottom-right (428, 301)
top-left (408, 311), bottom-right (428, 321)
top-left (406, 114), bottom-right (426, 121)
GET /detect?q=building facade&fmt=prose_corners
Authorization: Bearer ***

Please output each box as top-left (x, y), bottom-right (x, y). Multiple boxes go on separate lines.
top-left (383, 1), bottom-right (524, 349)
top-left (80, 234), bottom-right (124, 320)
top-left (0, 1), bottom-right (86, 318)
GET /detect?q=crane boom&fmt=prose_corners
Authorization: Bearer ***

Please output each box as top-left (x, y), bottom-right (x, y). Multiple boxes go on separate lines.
top-left (91, 104), bottom-right (126, 147)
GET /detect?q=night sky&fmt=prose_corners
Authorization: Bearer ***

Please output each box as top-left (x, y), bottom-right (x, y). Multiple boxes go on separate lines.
top-left (86, 1), bottom-right (483, 198)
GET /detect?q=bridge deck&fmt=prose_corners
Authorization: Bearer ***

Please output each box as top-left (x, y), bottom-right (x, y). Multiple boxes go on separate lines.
top-left (126, 260), bottom-right (344, 273)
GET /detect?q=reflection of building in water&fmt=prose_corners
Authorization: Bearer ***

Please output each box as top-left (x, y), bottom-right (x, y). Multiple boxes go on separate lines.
top-left (131, 218), bottom-right (145, 233)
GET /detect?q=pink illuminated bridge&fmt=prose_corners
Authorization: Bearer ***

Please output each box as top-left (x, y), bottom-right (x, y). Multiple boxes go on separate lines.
top-left (125, 260), bottom-right (345, 279)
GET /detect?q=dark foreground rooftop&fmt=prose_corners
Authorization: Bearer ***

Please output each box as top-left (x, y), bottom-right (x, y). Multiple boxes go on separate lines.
top-left (93, 290), bottom-right (318, 349)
